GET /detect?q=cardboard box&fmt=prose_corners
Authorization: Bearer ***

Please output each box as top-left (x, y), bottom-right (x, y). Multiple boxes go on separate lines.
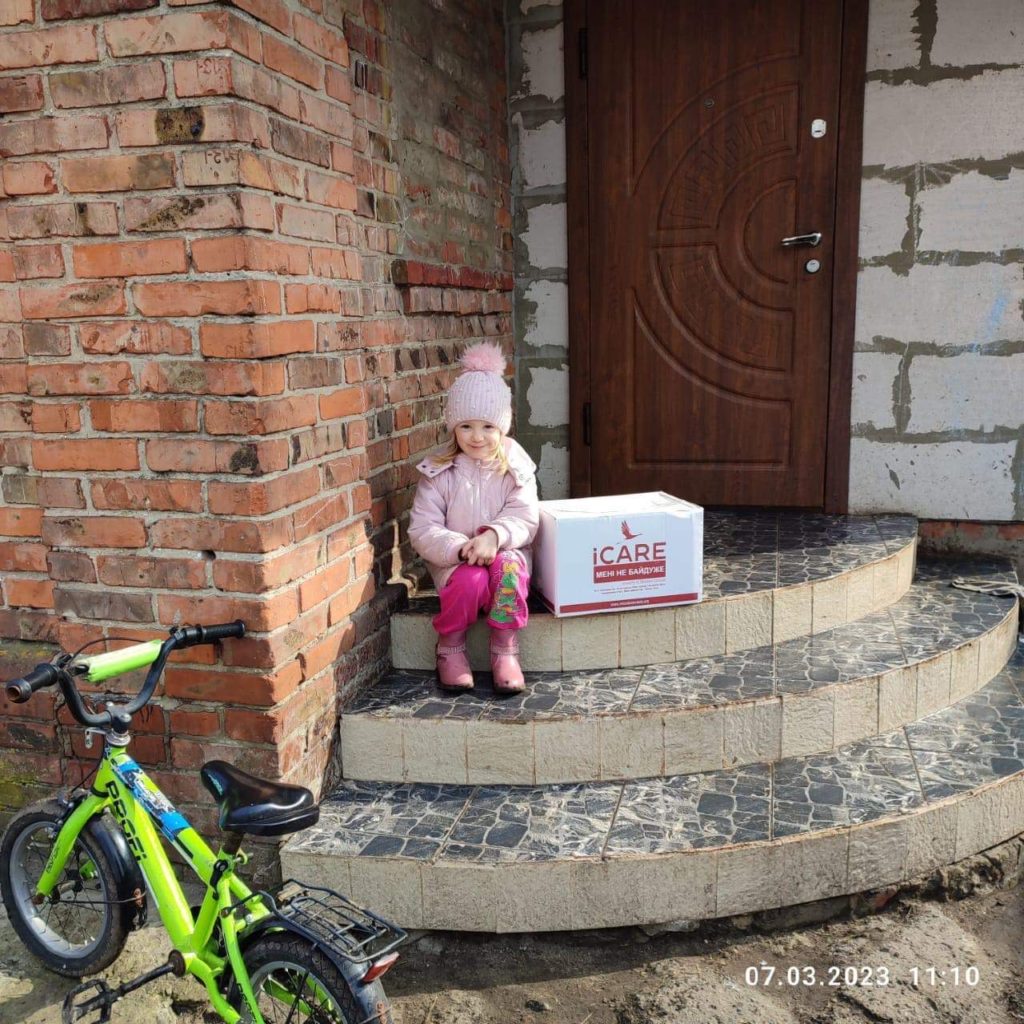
top-left (532, 492), bottom-right (703, 617)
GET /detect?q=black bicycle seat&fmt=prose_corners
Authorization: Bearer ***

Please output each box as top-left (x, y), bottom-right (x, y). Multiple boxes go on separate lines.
top-left (200, 760), bottom-right (320, 838)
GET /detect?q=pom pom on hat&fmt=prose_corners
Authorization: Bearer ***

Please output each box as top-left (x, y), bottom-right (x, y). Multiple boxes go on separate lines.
top-left (445, 341), bottom-right (513, 434)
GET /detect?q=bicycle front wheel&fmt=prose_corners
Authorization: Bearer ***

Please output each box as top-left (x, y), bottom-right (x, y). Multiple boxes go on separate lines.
top-left (0, 798), bottom-right (129, 976)
top-left (239, 934), bottom-right (393, 1024)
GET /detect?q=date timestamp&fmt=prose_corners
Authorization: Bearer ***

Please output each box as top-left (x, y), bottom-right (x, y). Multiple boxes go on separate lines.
top-left (743, 963), bottom-right (981, 988)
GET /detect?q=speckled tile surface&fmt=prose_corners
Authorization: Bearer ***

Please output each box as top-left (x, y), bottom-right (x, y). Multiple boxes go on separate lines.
top-left (294, 642), bottom-right (1024, 863)
top-left (350, 556), bottom-right (1017, 719)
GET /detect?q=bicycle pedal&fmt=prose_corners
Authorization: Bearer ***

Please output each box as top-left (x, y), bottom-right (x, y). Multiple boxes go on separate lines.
top-left (61, 979), bottom-right (113, 1024)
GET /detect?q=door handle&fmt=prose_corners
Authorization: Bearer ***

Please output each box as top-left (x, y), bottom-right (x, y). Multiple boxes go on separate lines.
top-left (781, 232), bottom-right (822, 248)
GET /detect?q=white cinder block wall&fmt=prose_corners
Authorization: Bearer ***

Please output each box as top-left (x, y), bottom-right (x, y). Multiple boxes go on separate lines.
top-left (506, 0), bottom-right (1024, 521)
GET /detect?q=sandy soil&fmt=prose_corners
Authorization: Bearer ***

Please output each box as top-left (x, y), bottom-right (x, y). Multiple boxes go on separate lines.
top-left (3, 879), bottom-right (1023, 1024)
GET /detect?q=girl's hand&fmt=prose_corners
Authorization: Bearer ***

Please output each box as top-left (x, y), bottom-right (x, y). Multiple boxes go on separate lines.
top-left (460, 529), bottom-right (499, 566)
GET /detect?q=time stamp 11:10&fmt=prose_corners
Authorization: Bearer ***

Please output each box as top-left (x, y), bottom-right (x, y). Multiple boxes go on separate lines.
top-left (744, 964), bottom-right (980, 988)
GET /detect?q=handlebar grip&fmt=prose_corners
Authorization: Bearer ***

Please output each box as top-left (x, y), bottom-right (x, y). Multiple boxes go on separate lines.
top-left (200, 620), bottom-right (246, 643)
top-left (5, 662), bottom-right (60, 703)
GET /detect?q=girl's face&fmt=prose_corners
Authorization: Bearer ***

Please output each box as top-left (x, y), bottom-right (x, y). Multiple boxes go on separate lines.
top-left (454, 420), bottom-right (502, 460)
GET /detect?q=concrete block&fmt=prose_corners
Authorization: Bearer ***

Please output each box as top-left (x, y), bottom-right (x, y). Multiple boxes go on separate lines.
top-left (562, 613), bottom-right (620, 670)
top-left (518, 613), bottom-right (562, 671)
top-left (781, 689), bottom-right (835, 758)
top-left (953, 774), bottom-right (1024, 861)
top-left (495, 861), bottom-right (573, 932)
top-left (834, 679), bottom-right (880, 747)
top-left (723, 700), bottom-right (781, 767)
top-left (663, 706), bottom-right (724, 775)
top-left (676, 599), bottom-right (727, 660)
top-left (896, 543), bottom-right (915, 594)
top-left (905, 801), bottom-right (958, 876)
top-left (863, 69), bottom-right (1024, 166)
top-left (525, 363), bottom-right (569, 427)
top-left (858, 177), bottom-right (910, 259)
top-left (518, 23), bottom-right (564, 103)
top-left (848, 438), bottom-right (1017, 520)
top-left (402, 719), bottom-right (468, 784)
top-left (339, 716), bottom-right (404, 782)
top-left (878, 664), bottom-right (917, 732)
top-left (812, 575), bottom-right (849, 634)
top-left (600, 714), bottom-right (663, 779)
top-left (391, 612), bottom-right (434, 670)
top-left (522, 279), bottom-right (568, 351)
top-left (466, 720), bottom-right (535, 785)
top-left (866, 0), bottom-right (920, 70)
top-left (873, 553), bottom-right (902, 608)
top-left (422, 861), bottom-right (498, 931)
top-left (915, 654), bottom-right (952, 718)
top-left (280, 849), bottom-right (351, 893)
top-left (979, 612), bottom-right (1017, 683)
top-left (716, 831), bottom-right (849, 916)
top-left (724, 591), bottom-right (773, 653)
top-left (848, 817), bottom-right (908, 890)
top-left (918, 170), bottom-right (1024, 254)
top-left (620, 609), bottom-right (675, 667)
top-left (537, 441), bottom-right (570, 500)
top-left (348, 857), bottom-right (424, 930)
top-left (854, 263), bottom-right (1024, 347)
top-left (949, 638), bottom-right (981, 701)
top-left (534, 717), bottom-right (601, 783)
top-left (850, 351), bottom-right (901, 430)
top-left (847, 564), bottom-right (876, 621)
top-left (515, 113), bottom-right (567, 189)
top-left (773, 584), bottom-right (813, 644)
top-left (521, 201), bottom-right (567, 270)
top-left (933, 0), bottom-right (1024, 66)
top-left (907, 353), bottom-right (1024, 434)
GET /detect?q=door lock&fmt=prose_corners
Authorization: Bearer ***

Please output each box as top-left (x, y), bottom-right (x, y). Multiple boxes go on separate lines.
top-left (781, 232), bottom-right (822, 248)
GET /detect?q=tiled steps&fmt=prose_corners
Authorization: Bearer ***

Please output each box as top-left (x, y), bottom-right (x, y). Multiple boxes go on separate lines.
top-left (341, 558), bottom-right (1019, 785)
top-left (284, 641), bottom-right (1024, 932)
top-left (392, 513), bottom-right (918, 671)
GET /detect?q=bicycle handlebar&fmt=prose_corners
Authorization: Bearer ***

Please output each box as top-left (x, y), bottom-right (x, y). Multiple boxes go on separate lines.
top-left (4, 620), bottom-right (246, 728)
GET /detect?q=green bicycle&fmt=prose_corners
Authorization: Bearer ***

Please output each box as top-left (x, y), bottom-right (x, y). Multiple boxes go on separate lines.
top-left (0, 621), bottom-right (405, 1024)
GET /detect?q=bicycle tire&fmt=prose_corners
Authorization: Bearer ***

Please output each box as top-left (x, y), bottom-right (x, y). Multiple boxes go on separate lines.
top-left (0, 798), bottom-right (130, 976)
top-left (238, 933), bottom-right (394, 1024)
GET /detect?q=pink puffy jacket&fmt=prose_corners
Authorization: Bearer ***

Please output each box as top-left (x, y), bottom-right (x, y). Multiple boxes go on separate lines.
top-left (408, 437), bottom-right (540, 592)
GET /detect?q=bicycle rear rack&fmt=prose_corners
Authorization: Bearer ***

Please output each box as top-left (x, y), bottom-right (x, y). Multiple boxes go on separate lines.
top-left (263, 880), bottom-right (407, 965)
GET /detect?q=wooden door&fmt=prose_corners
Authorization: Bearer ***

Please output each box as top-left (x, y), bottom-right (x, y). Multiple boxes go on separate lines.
top-left (581, 1), bottom-right (850, 507)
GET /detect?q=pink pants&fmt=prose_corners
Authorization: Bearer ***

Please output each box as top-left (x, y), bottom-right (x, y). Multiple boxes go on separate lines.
top-left (433, 550), bottom-right (530, 636)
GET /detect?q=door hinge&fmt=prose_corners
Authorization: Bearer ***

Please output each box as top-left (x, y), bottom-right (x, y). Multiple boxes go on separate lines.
top-left (578, 27), bottom-right (587, 79)
top-left (582, 401), bottom-right (592, 446)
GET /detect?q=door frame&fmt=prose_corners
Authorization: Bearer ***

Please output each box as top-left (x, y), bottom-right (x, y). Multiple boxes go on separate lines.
top-left (564, 0), bottom-right (869, 513)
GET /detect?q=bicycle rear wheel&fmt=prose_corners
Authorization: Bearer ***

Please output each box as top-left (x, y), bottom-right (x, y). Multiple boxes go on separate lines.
top-left (0, 799), bottom-right (130, 976)
top-left (239, 933), bottom-right (393, 1024)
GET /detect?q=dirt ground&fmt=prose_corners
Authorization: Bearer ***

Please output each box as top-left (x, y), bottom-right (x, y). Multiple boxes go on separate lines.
top-left (2, 877), bottom-right (1024, 1024)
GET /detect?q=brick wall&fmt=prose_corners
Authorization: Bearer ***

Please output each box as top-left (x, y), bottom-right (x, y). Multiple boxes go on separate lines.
top-left (0, 0), bottom-right (512, 846)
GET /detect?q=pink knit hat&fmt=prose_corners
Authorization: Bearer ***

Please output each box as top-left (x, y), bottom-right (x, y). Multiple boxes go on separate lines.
top-left (444, 341), bottom-right (512, 434)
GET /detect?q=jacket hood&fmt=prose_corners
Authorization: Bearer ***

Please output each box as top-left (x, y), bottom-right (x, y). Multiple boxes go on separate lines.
top-left (416, 436), bottom-right (536, 487)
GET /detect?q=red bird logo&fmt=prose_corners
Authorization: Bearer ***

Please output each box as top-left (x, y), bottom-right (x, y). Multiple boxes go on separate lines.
top-left (621, 521), bottom-right (641, 540)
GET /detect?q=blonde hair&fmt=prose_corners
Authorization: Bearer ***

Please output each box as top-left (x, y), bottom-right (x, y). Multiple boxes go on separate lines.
top-left (430, 434), bottom-right (509, 475)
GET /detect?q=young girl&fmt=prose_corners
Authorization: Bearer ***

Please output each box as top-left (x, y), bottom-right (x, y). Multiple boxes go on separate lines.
top-left (408, 341), bottom-right (539, 694)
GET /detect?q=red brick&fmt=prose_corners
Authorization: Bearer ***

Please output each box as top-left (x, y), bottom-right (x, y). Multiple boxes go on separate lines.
top-left (0, 115), bottom-right (108, 157)
top-left (285, 283), bottom-right (340, 313)
top-left (319, 386), bottom-right (366, 419)
top-left (299, 91), bottom-right (352, 140)
top-left (0, 75), bottom-right (43, 113)
top-left (212, 539), bottom-right (320, 593)
top-left (125, 192), bottom-right (274, 233)
top-left (36, 477), bottom-right (86, 509)
top-left (23, 324), bottom-right (70, 358)
top-left (0, 327), bottom-right (23, 359)
top-left (3, 161), bottom-right (56, 196)
top-left (149, 514), bottom-right (292, 555)
top-left (13, 244), bottom-right (63, 280)
top-left (223, 707), bottom-right (278, 744)
top-left (47, 550), bottom-right (96, 582)
top-left (7, 201), bottom-right (118, 239)
top-left (190, 236), bottom-right (309, 276)
top-left (1, 365), bottom-right (28, 395)
top-left (275, 202), bottom-right (335, 242)
top-left (298, 559), bottom-right (350, 612)
top-left (145, 437), bottom-right (289, 475)
top-left (159, 590), bottom-right (299, 634)
top-left (167, 661), bottom-right (301, 707)
top-left (263, 34), bottom-right (323, 90)
top-left (233, 0), bottom-right (291, 33)
top-left (73, 239), bottom-right (187, 278)
top-left (51, 64), bottom-right (166, 108)
top-left (97, 555), bottom-right (205, 589)
top-left (90, 398), bottom-right (198, 432)
top-left (0, 542), bottom-right (47, 573)
top-left (0, 401), bottom-right (29, 432)
top-left (104, 11), bottom-right (258, 60)
top-left (42, 515), bottom-right (146, 548)
top-left (6, 579), bottom-right (55, 610)
top-left (63, 154), bottom-right (176, 193)
top-left (181, 148), bottom-right (304, 198)
top-left (0, 507), bottom-right (43, 537)
top-left (27, 362), bottom-right (133, 397)
top-left (199, 320), bottom-right (315, 359)
top-left (133, 279), bottom-right (281, 317)
top-left (172, 55), bottom-right (234, 98)
top-left (0, 24), bottom-right (98, 69)
top-left (42, 0), bottom-right (157, 17)
top-left (91, 478), bottom-right (203, 512)
top-left (0, 288), bottom-right (22, 321)
top-left (305, 170), bottom-right (357, 210)
top-left (20, 282), bottom-right (125, 320)
top-left (324, 66), bottom-right (352, 106)
top-left (292, 492), bottom-right (348, 543)
top-left (208, 465), bottom-right (321, 516)
top-left (168, 707), bottom-right (220, 738)
top-left (204, 396), bottom-right (317, 436)
top-left (0, 1), bottom-right (34, 26)
top-left (33, 439), bottom-right (139, 472)
top-left (31, 403), bottom-right (81, 433)
top-left (81, 321), bottom-right (191, 355)
top-left (115, 103), bottom-right (270, 148)
top-left (140, 360), bottom-right (284, 396)
top-left (292, 13), bottom-right (349, 65)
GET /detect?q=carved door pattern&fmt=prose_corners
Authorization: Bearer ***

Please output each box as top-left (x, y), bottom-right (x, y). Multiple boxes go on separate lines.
top-left (585, 1), bottom-right (845, 506)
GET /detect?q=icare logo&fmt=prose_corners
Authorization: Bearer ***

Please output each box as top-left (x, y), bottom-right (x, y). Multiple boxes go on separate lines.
top-left (592, 524), bottom-right (667, 584)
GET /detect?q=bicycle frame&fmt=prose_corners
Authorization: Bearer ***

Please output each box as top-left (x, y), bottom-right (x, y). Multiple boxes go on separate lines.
top-left (36, 741), bottom-right (272, 1024)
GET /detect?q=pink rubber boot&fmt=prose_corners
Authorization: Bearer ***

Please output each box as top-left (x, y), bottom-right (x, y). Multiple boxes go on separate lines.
top-left (489, 629), bottom-right (525, 694)
top-left (436, 632), bottom-right (474, 691)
